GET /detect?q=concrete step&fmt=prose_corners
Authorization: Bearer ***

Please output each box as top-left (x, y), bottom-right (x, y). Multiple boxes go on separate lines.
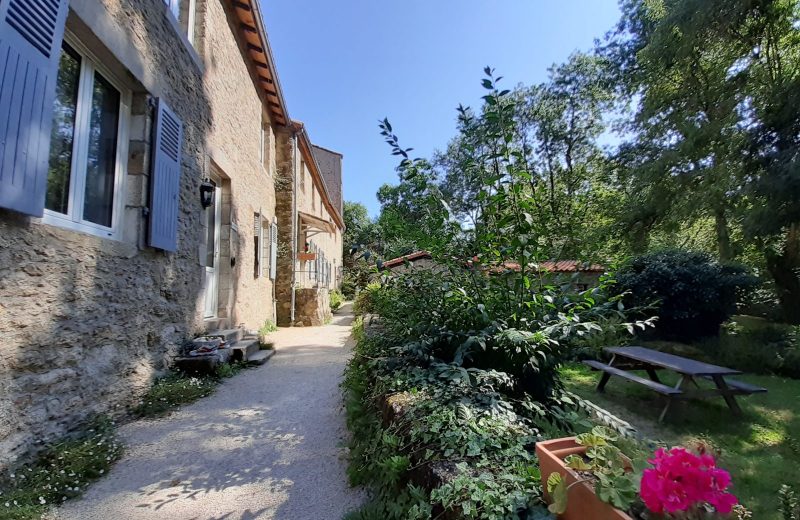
top-left (231, 339), bottom-right (260, 362)
top-left (247, 349), bottom-right (275, 366)
top-left (205, 328), bottom-right (244, 344)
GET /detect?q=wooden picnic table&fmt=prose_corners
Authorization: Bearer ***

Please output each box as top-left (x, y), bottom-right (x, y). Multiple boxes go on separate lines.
top-left (583, 346), bottom-right (767, 422)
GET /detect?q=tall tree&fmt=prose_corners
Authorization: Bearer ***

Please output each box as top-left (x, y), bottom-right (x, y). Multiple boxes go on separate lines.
top-left (605, 0), bottom-right (800, 321)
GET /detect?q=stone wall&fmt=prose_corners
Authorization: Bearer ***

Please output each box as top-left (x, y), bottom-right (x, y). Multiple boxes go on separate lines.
top-left (274, 129), bottom-right (296, 327)
top-left (0, 0), bottom-right (276, 468)
top-left (294, 288), bottom-right (332, 327)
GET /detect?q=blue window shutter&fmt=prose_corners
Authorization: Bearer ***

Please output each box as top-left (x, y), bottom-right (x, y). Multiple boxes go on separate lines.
top-left (148, 99), bottom-right (183, 252)
top-left (269, 221), bottom-right (278, 280)
top-left (0, 0), bottom-right (69, 217)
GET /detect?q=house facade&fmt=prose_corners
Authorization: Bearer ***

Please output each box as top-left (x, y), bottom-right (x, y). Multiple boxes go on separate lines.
top-left (274, 122), bottom-right (344, 327)
top-left (0, 0), bottom-right (343, 468)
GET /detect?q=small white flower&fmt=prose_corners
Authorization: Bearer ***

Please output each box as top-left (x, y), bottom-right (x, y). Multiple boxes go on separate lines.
top-left (99, 470), bottom-right (104, 474)
top-left (9, 473), bottom-right (14, 478)
top-left (39, 496), bottom-right (46, 505)
top-left (4, 502), bottom-right (9, 507)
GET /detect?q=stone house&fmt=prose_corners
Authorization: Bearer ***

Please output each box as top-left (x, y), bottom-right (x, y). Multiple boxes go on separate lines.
top-left (274, 122), bottom-right (345, 327)
top-left (0, 0), bottom-right (343, 468)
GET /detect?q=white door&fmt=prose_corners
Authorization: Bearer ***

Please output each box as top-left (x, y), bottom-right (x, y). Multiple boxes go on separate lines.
top-left (203, 182), bottom-right (222, 318)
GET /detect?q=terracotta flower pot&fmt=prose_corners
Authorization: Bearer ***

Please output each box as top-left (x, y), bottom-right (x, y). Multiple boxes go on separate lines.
top-left (535, 437), bottom-right (634, 520)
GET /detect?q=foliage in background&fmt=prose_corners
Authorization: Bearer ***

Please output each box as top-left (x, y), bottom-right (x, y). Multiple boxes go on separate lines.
top-left (602, 0), bottom-right (800, 323)
top-left (341, 258), bottom-right (376, 299)
top-left (362, 0), bottom-right (800, 323)
top-left (711, 317), bottom-right (800, 379)
top-left (258, 319), bottom-right (278, 337)
top-left (352, 282), bottom-right (382, 317)
top-left (0, 417), bottom-right (122, 520)
top-left (330, 289), bottom-right (344, 311)
top-left (615, 250), bottom-right (757, 340)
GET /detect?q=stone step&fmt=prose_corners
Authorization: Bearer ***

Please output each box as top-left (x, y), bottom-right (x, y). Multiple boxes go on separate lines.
top-left (247, 349), bottom-right (275, 366)
top-left (231, 339), bottom-right (260, 362)
top-left (205, 328), bottom-right (244, 344)
top-left (175, 347), bottom-right (232, 375)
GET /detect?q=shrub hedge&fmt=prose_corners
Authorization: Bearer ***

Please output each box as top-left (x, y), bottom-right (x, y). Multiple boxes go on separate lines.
top-left (615, 250), bottom-right (757, 341)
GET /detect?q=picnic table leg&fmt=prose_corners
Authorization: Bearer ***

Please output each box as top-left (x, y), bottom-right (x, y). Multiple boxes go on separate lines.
top-left (645, 367), bottom-right (662, 384)
top-left (658, 375), bottom-right (686, 423)
top-left (596, 354), bottom-right (617, 393)
top-left (712, 375), bottom-right (743, 416)
top-left (597, 372), bottom-right (611, 393)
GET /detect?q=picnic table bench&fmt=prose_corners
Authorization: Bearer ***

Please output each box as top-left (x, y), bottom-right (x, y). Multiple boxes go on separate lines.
top-left (583, 346), bottom-right (767, 422)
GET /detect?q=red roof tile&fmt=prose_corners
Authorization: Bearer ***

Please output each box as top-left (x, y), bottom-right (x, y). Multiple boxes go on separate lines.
top-left (382, 251), bottom-right (432, 269)
top-left (382, 252), bottom-right (605, 273)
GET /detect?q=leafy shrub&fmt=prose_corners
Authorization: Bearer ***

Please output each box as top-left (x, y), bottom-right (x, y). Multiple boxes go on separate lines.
top-left (258, 319), bottom-right (278, 336)
top-left (780, 484), bottom-right (799, 520)
top-left (615, 250), bottom-right (757, 341)
top-left (343, 328), bottom-right (553, 519)
top-left (711, 317), bottom-right (800, 378)
top-left (353, 282), bottom-right (381, 316)
top-left (0, 417), bottom-right (122, 519)
top-left (330, 289), bottom-right (344, 311)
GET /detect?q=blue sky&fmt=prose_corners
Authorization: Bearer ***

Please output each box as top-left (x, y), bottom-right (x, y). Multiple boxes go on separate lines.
top-left (262, 1), bottom-right (621, 216)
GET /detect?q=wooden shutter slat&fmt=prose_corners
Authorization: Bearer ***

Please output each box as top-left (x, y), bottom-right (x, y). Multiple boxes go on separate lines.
top-left (269, 222), bottom-right (277, 280)
top-left (0, 0), bottom-right (68, 217)
top-left (148, 99), bottom-right (183, 252)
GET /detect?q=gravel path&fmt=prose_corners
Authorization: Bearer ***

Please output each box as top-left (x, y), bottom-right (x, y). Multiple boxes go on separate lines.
top-left (56, 305), bottom-right (363, 520)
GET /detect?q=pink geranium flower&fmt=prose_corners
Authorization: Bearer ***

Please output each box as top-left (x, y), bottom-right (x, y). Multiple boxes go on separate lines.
top-left (640, 447), bottom-right (738, 515)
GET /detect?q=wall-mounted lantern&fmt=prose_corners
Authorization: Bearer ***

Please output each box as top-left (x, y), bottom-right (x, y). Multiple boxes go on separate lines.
top-left (199, 178), bottom-right (215, 209)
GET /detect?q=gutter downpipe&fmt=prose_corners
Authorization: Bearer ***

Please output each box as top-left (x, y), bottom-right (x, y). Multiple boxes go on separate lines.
top-left (290, 132), bottom-right (298, 325)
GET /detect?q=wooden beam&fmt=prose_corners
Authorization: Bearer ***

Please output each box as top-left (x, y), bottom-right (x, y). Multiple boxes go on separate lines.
top-left (247, 43), bottom-right (264, 54)
top-left (232, 1), bottom-right (251, 11)
top-left (240, 23), bottom-right (257, 34)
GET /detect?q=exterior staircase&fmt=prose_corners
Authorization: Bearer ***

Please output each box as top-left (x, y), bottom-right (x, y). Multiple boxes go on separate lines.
top-left (174, 326), bottom-right (275, 373)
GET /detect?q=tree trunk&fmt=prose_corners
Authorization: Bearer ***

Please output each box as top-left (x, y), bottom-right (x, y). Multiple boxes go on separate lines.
top-left (715, 207), bottom-right (733, 262)
top-left (765, 224), bottom-right (800, 324)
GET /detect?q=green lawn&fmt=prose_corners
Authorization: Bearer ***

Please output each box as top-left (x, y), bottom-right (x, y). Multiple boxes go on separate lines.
top-left (562, 363), bottom-right (800, 519)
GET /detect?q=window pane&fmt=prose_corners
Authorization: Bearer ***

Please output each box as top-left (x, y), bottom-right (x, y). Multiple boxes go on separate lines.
top-left (46, 44), bottom-right (82, 215)
top-left (83, 72), bottom-right (120, 227)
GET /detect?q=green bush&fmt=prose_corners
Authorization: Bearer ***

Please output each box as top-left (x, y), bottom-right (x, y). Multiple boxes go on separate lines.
top-left (710, 317), bottom-right (800, 378)
top-left (343, 328), bottom-right (552, 519)
top-left (258, 319), bottom-right (278, 336)
top-left (615, 250), bottom-right (757, 341)
top-left (330, 289), bottom-right (344, 311)
top-left (353, 282), bottom-right (381, 316)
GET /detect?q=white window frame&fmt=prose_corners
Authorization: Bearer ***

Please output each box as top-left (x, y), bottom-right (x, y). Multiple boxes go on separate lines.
top-left (41, 32), bottom-right (131, 241)
top-left (186, 0), bottom-right (197, 44)
top-left (164, 0), bottom-right (180, 20)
